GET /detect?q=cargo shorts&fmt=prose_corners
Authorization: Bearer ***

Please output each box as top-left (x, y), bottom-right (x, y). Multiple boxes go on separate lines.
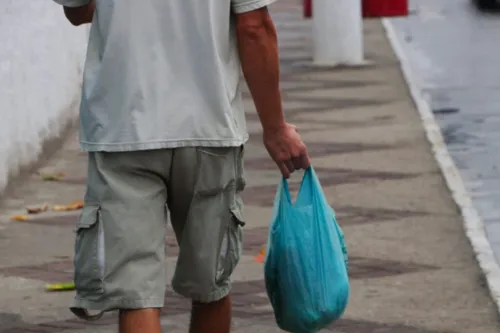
top-left (70, 146), bottom-right (245, 320)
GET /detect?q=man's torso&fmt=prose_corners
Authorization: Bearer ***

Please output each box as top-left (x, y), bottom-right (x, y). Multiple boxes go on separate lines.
top-left (80, 0), bottom-right (248, 151)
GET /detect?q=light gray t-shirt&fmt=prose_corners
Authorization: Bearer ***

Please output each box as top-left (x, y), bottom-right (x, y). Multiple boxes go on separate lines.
top-left (54, 0), bottom-right (275, 151)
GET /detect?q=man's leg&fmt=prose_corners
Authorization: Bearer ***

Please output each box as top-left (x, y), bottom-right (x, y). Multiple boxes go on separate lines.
top-left (190, 296), bottom-right (232, 333)
top-left (119, 309), bottom-right (162, 333)
top-left (71, 151), bottom-right (172, 333)
top-left (167, 146), bottom-right (245, 333)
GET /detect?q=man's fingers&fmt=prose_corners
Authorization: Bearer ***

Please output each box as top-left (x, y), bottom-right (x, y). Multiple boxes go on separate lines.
top-left (285, 160), bottom-right (295, 174)
top-left (296, 152), bottom-right (311, 170)
top-left (277, 162), bottom-right (291, 179)
top-left (277, 154), bottom-right (309, 178)
top-left (292, 156), bottom-right (303, 170)
top-left (301, 153), bottom-right (311, 169)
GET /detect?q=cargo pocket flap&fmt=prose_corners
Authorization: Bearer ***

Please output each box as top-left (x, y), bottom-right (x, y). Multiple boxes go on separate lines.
top-left (230, 207), bottom-right (245, 227)
top-left (76, 205), bottom-right (100, 230)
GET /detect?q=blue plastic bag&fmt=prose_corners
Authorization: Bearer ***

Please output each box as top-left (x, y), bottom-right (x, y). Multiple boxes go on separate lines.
top-left (264, 167), bottom-right (349, 333)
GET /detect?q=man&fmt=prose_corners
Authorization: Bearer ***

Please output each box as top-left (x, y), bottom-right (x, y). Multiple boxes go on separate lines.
top-left (53, 0), bottom-right (310, 332)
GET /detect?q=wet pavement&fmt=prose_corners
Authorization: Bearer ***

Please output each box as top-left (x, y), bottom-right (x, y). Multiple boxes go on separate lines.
top-left (387, 0), bottom-right (500, 262)
top-left (1, 0), bottom-right (500, 332)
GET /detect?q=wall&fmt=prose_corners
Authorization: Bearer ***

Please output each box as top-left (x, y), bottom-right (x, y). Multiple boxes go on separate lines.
top-left (0, 0), bottom-right (88, 193)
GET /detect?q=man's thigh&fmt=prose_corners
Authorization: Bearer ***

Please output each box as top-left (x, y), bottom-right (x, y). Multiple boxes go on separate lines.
top-left (71, 150), bottom-right (171, 320)
top-left (168, 146), bottom-right (246, 303)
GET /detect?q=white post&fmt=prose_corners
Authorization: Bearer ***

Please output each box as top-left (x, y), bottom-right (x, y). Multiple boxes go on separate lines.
top-left (312, 0), bottom-right (364, 66)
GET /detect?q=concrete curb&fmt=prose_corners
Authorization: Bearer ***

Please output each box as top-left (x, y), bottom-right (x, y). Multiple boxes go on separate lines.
top-left (382, 18), bottom-right (500, 312)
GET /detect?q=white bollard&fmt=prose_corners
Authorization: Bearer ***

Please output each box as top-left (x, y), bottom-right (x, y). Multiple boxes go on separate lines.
top-left (312, 0), bottom-right (364, 66)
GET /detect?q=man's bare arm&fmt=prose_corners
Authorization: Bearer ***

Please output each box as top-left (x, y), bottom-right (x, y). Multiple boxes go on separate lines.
top-left (235, 7), bottom-right (310, 178)
top-left (63, 0), bottom-right (95, 26)
top-left (235, 7), bottom-right (285, 133)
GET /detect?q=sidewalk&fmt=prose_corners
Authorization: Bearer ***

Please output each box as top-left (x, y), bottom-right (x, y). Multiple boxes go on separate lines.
top-left (0, 1), bottom-right (499, 332)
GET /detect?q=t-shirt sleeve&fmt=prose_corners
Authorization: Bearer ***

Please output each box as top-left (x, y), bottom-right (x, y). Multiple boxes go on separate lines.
top-left (231, 0), bottom-right (277, 14)
top-left (52, 0), bottom-right (91, 7)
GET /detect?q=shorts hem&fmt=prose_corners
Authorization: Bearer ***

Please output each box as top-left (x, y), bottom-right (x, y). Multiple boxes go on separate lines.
top-left (71, 297), bottom-right (164, 319)
top-left (172, 284), bottom-right (231, 303)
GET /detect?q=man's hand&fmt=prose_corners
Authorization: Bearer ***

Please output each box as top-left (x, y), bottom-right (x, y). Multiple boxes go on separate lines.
top-left (236, 7), bottom-right (311, 178)
top-left (235, 8), bottom-right (311, 178)
top-left (63, 0), bottom-right (95, 26)
top-left (264, 123), bottom-right (311, 179)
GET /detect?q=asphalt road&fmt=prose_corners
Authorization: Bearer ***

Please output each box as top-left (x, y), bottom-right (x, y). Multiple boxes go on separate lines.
top-left (387, 0), bottom-right (500, 259)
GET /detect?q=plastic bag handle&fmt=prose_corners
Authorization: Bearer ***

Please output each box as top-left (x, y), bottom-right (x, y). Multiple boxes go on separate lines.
top-left (279, 166), bottom-right (312, 204)
top-left (278, 167), bottom-right (311, 207)
top-left (280, 177), bottom-right (293, 205)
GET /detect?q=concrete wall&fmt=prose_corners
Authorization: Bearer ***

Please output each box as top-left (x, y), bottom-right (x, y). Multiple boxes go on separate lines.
top-left (0, 1), bottom-right (88, 193)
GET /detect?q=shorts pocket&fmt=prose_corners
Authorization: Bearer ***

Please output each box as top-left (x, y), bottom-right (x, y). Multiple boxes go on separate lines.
top-left (74, 205), bottom-right (105, 294)
top-left (215, 208), bottom-right (245, 284)
top-left (196, 147), bottom-right (237, 197)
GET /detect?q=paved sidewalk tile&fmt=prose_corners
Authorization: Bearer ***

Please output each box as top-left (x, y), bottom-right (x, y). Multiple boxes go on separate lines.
top-left (1, 0), bottom-right (499, 332)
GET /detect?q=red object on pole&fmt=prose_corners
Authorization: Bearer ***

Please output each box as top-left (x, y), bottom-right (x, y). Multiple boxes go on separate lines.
top-left (362, 0), bottom-right (409, 17)
top-left (304, 0), bottom-right (312, 18)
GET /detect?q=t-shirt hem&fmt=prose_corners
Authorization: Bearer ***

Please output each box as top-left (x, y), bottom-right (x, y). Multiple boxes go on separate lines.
top-left (232, 0), bottom-right (278, 14)
top-left (52, 0), bottom-right (91, 7)
top-left (80, 136), bottom-right (250, 152)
